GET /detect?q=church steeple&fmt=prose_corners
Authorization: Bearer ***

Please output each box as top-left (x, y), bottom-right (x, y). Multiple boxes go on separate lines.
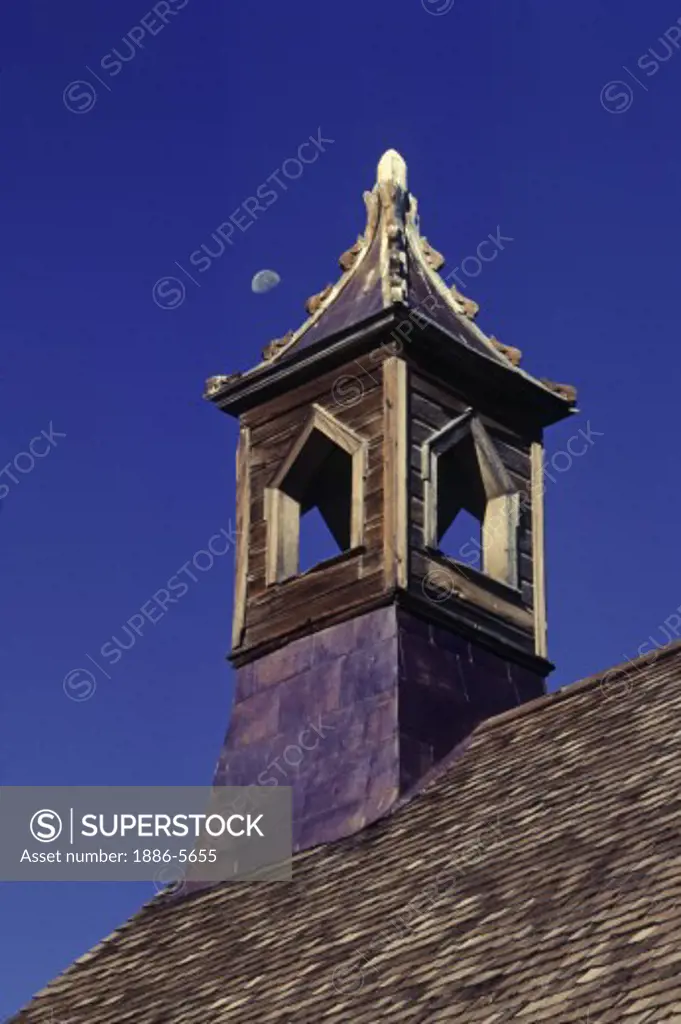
top-left (206, 148), bottom-right (576, 404)
top-left (206, 151), bottom-right (576, 852)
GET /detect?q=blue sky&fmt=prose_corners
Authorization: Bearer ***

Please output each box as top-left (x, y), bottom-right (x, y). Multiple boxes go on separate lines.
top-left (3, 0), bottom-right (681, 1015)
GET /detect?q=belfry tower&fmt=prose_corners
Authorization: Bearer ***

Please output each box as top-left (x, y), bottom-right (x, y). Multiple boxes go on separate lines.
top-left (205, 150), bottom-right (576, 851)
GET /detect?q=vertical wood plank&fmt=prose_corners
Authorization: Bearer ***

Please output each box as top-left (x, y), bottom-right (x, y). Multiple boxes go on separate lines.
top-left (424, 452), bottom-right (437, 549)
top-left (483, 493), bottom-right (519, 588)
top-left (530, 441), bottom-right (547, 658)
top-left (351, 443), bottom-right (368, 549)
top-left (383, 357), bottom-right (408, 589)
top-left (278, 492), bottom-right (300, 580)
top-left (232, 425), bottom-right (251, 649)
top-left (264, 486), bottom-right (276, 587)
top-left (264, 487), bottom-right (300, 585)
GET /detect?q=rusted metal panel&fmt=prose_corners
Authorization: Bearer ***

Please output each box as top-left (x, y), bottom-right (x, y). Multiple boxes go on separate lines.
top-left (215, 605), bottom-right (546, 853)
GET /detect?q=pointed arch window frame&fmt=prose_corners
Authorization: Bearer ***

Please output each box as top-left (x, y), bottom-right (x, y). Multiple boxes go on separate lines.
top-left (421, 409), bottom-right (520, 590)
top-left (264, 404), bottom-right (367, 586)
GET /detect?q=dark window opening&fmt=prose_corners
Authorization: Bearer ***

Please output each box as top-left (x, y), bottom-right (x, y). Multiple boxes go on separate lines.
top-left (277, 428), bottom-right (353, 579)
top-left (424, 414), bottom-right (520, 589)
top-left (298, 440), bottom-right (352, 554)
top-left (435, 433), bottom-right (486, 572)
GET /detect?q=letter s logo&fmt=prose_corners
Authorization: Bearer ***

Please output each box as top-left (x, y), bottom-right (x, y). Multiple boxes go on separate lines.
top-left (30, 810), bottom-right (63, 842)
top-left (63, 81), bottom-right (97, 115)
top-left (600, 81), bottom-right (634, 115)
top-left (152, 277), bottom-right (186, 310)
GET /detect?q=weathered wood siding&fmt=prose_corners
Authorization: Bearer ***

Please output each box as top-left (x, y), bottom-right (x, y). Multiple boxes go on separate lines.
top-left (236, 352), bottom-right (391, 654)
top-left (407, 367), bottom-right (537, 655)
top-left (232, 343), bottom-right (543, 661)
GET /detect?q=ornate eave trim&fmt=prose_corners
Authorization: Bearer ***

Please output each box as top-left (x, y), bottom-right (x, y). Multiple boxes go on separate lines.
top-left (540, 378), bottom-right (578, 404)
top-left (404, 215), bottom-right (573, 404)
top-left (490, 337), bottom-right (522, 366)
top-left (256, 188), bottom-right (382, 369)
top-left (205, 149), bottom-right (577, 411)
top-left (403, 212), bottom-right (508, 364)
top-left (204, 372), bottom-right (242, 399)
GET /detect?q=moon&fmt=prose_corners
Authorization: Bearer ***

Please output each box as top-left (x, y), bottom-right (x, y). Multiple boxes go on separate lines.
top-left (251, 269), bottom-right (281, 294)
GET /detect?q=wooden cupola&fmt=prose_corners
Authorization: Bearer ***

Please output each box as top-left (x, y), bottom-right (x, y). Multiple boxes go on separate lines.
top-left (206, 150), bottom-right (577, 851)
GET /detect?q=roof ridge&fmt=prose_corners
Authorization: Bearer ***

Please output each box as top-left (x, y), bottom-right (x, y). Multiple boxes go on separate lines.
top-left (477, 637), bottom-right (681, 734)
top-left (143, 639), bottom-right (681, 879)
top-left (391, 638), bottom-right (681, 809)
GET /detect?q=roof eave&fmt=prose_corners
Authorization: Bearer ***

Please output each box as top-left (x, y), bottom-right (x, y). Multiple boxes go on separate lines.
top-left (205, 309), bottom-right (400, 417)
top-left (403, 313), bottom-right (577, 428)
top-left (205, 305), bottom-right (575, 428)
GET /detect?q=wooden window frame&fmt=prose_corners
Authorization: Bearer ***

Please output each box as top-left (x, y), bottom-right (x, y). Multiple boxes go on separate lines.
top-left (264, 404), bottom-right (367, 585)
top-left (421, 410), bottom-right (520, 589)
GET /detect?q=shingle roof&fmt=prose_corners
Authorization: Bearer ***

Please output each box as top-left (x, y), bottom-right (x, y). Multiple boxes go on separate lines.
top-left (11, 642), bottom-right (681, 1024)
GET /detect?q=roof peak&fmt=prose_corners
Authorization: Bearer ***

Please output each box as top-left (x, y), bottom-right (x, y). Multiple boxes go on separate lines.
top-left (205, 149), bottom-right (577, 419)
top-left (376, 149), bottom-right (407, 189)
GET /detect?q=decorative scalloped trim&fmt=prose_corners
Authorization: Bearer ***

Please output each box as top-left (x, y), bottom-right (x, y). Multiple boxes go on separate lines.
top-left (379, 182), bottom-right (408, 307)
top-left (404, 214), bottom-right (570, 399)
top-left (204, 372), bottom-right (242, 398)
top-left (489, 337), bottom-right (522, 367)
top-left (206, 150), bottom-right (577, 408)
top-left (540, 378), bottom-right (578, 404)
top-left (253, 188), bottom-right (382, 369)
top-left (404, 213), bottom-right (511, 366)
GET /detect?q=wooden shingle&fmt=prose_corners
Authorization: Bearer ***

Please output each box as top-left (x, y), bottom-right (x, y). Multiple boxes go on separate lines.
top-left (11, 643), bottom-right (681, 1024)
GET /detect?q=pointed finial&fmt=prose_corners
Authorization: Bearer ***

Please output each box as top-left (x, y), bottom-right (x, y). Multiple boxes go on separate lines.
top-left (377, 149), bottom-right (407, 190)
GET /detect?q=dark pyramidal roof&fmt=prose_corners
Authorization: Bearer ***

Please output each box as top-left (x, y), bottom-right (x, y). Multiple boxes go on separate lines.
top-left (11, 643), bottom-right (681, 1024)
top-left (204, 150), bottom-right (576, 411)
